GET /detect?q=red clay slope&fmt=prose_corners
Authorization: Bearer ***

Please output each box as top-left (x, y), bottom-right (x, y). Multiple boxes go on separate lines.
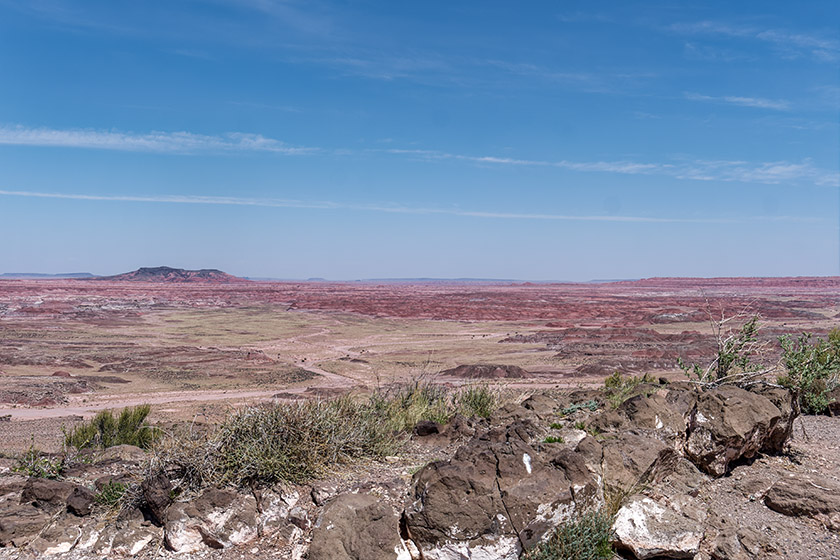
top-left (95, 266), bottom-right (248, 283)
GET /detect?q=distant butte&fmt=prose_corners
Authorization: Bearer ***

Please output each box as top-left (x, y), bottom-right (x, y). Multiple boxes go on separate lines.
top-left (95, 266), bottom-right (248, 283)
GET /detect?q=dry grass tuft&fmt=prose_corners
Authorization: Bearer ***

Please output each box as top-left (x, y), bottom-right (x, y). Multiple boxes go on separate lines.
top-left (149, 383), bottom-right (505, 490)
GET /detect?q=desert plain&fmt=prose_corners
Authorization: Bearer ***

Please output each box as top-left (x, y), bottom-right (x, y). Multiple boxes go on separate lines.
top-left (1, 275), bottom-right (837, 453)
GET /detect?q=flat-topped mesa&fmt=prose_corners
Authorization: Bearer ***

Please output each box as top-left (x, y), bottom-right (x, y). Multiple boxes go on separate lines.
top-left (96, 266), bottom-right (248, 283)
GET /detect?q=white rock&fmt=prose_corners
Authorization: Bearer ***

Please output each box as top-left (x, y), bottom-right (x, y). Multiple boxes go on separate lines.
top-left (612, 496), bottom-right (704, 560)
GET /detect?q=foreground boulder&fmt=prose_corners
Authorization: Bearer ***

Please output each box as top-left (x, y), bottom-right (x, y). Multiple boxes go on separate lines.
top-left (308, 493), bottom-right (408, 560)
top-left (591, 391), bottom-right (686, 442)
top-left (763, 474), bottom-right (840, 530)
top-left (612, 494), bottom-right (706, 559)
top-left (164, 486), bottom-right (300, 553)
top-left (601, 431), bottom-right (669, 490)
top-left (141, 471), bottom-right (173, 525)
top-left (20, 478), bottom-right (76, 512)
top-left (404, 421), bottom-right (595, 559)
top-left (0, 504), bottom-right (51, 546)
top-left (826, 386), bottom-right (840, 416)
top-left (685, 385), bottom-right (791, 476)
top-left (0, 385), bottom-right (807, 558)
top-left (750, 385), bottom-right (797, 450)
top-left (66, 485), bottom-right (96, 516)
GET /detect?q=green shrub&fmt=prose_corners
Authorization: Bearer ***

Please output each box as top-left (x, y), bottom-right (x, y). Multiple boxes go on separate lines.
top-left (779, 329), bottom-right (840, 414)
top-left (543, 436), bottom-right (565, 444)
top-left (523, 510), bottom-right (614, 560)
top-left (13, 444), bottom-right (62, 479)
top-left (550, 422), bottom-right (564, 429)
top-left (65, 405), bottom-right (160, 450)
top-left (603, 371), bottom-right (655, 409)
top-left (95, 481), bottom-right (127, 508)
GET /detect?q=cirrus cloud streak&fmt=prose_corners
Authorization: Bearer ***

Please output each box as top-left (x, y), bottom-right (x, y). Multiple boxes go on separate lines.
top-left (0, 125), bottom-right (314, 155)
top-left (0, 188), bottom-right (820, 224)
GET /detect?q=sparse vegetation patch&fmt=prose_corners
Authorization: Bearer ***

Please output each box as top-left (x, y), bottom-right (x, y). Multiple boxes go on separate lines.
top-left (560, 400), bottom-right (600, 416)
top-left (152, 383), bottom-right (503, 490)
top-left (95, 480), bottom-right (128, 508)
top-left (455, 384), bottom-right (499, 418)
top-left (372, 381), bottom-right (501, 432)
top-left (522, 510), bottom-right (615, 560)
top-left (603, 371), bottom-right (656, 409)
top-left (13, 443), bottom-right (62, 479)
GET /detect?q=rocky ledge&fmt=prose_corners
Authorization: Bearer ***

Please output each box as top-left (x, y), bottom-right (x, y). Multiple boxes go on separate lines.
top-left (2, 382), bottom-right (840, 559)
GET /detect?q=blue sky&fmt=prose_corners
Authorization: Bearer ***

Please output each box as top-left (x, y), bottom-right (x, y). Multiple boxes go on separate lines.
top-left (0, 0), bottom-right (837, 280)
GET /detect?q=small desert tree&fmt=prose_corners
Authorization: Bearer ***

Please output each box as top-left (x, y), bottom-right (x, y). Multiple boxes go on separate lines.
top-left (678, 308), bottom-right (772, 385)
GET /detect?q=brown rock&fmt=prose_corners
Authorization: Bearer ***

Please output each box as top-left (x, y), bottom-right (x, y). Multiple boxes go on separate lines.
top-left (67, 485), bottom-right (96, 516)
top-left (618, 392), bottom-right (688, 436)
top-left (826, 386), bottom-right (840, 416)
top-left (591, 388), bottom-right (695, 440)
top-left (684, 385), bottom-right (787, 476)
top-left (763, 474), bottom-right (840, 530)
top-left (612, 494), bottom-right (706, 560)
top-left (0, 504), bottom-right (51, 546)
top-left (413, 420), bottom-right (441, 437)
top-left (27, 514), bottom-right (85, 555)
top-left (308, 493), bottom-right (406, 560)
top-left (404, 423), bottom-right (586, 559)
top-left (109, 520), bottom-right (160, 556)
top-left (712, 528), bottom-right (752, 560)
top-left (601, 432), bottom-right (668, 491)
top-left (20, 478), bottom-right (75, 511)
top-left (489, 402), bottom-right (539, 426)
top-left (748, 384), bottom-right (797, 450)
top-left (521, 393), bottom-right (559, 415)
top-left (311, 483), bottom-right (337, 507)
top-left (647, 449), bottom-right (707, 497)
top-left (440, 364), bottom-right (527, 379)
top-left (442, 413), bottom-right (477, 440)
top-left (141, 472), bottom-right (173, 525)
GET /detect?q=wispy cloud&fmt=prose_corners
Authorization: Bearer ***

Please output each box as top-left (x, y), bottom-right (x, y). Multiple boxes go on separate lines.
top-left (683, 42), bottom-right (749, 62)
top-left (684, 92), bottom-right (790, 110)
top-left (228, 101), bottom-right (301, 113)
top-left (755, 29), bottom-right (840, 61)
top-left (0, 125), bottom-right (314, 155)
top-left (383, 149), bottom-right (840, 187)
top-left (2, 125), bottom-right (836, 187)
top-left (0, 188), bottom-right (818, 224)
top-left (383, 149), bottom-right (666, 174)
top-left (674, 159), bottom-right (839, 186)
top-left (671, 21), bottom-right (840, 62)
top-left (483, 60), bottom-right (593, 84)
